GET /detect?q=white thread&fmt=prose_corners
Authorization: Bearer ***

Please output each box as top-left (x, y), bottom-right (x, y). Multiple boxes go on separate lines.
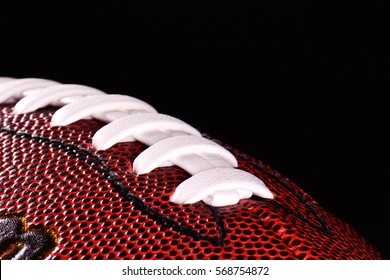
top-left (92, 113), bottom-right (202, 150)
top-left (133, 135), bottom-right (238, 175)
top-left (0, 77), bottom-right (15, 84)
top-left (0, 78), bottom-right (59, 104)
top-left (170, 168), bottom-right (273, 206)
top-left (14, 84), bottom-right (106, 114)
top-left (0, 77), bottom-right (274, 206)
top-left (51, 95), bottom-right (158, 126)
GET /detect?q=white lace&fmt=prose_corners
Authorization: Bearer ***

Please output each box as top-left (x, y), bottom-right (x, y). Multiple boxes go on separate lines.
top-left (0, 77), bottom-right (274, 207)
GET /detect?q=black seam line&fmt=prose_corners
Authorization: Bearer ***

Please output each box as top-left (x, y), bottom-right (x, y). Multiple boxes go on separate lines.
top-left (209, 206), bottom-right (226, 247)
top-left (251, 197), bottom-right (330, 236)
top-left (209, 137), bottom-right (330, 236)
top-left (237, 154), bottom-right (331, 237)
top-left (0, 127), bottom-right (223, 246)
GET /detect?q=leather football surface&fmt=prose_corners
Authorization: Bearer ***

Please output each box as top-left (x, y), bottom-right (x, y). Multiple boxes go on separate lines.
top-left (0, 105), bottom-right (381, 260)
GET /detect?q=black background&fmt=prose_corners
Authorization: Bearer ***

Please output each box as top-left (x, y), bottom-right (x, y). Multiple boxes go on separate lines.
top-left (1, 3), bottom-right (388, 258)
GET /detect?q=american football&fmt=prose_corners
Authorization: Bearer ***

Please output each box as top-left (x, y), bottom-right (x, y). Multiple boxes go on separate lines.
top-left (0, 77), bottom-right (382, 260)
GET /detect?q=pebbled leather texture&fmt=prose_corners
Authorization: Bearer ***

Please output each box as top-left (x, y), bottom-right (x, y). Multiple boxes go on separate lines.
top-left (0, 105), bottom-right (381, 259)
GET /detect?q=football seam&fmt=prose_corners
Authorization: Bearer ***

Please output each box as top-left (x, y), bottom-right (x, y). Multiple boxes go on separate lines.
top-left (0, 126), bottom-right (225, 246)
top-left (235, 152), bottom-right (331, 237)
top-left (209, 136), bottom-right (331, 236)
top-left (0, 125), bottom-right (331, 253)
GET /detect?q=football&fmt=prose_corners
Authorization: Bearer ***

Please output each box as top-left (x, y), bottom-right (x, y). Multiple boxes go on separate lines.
top-left (0, 77), bottom-right (381, 260)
